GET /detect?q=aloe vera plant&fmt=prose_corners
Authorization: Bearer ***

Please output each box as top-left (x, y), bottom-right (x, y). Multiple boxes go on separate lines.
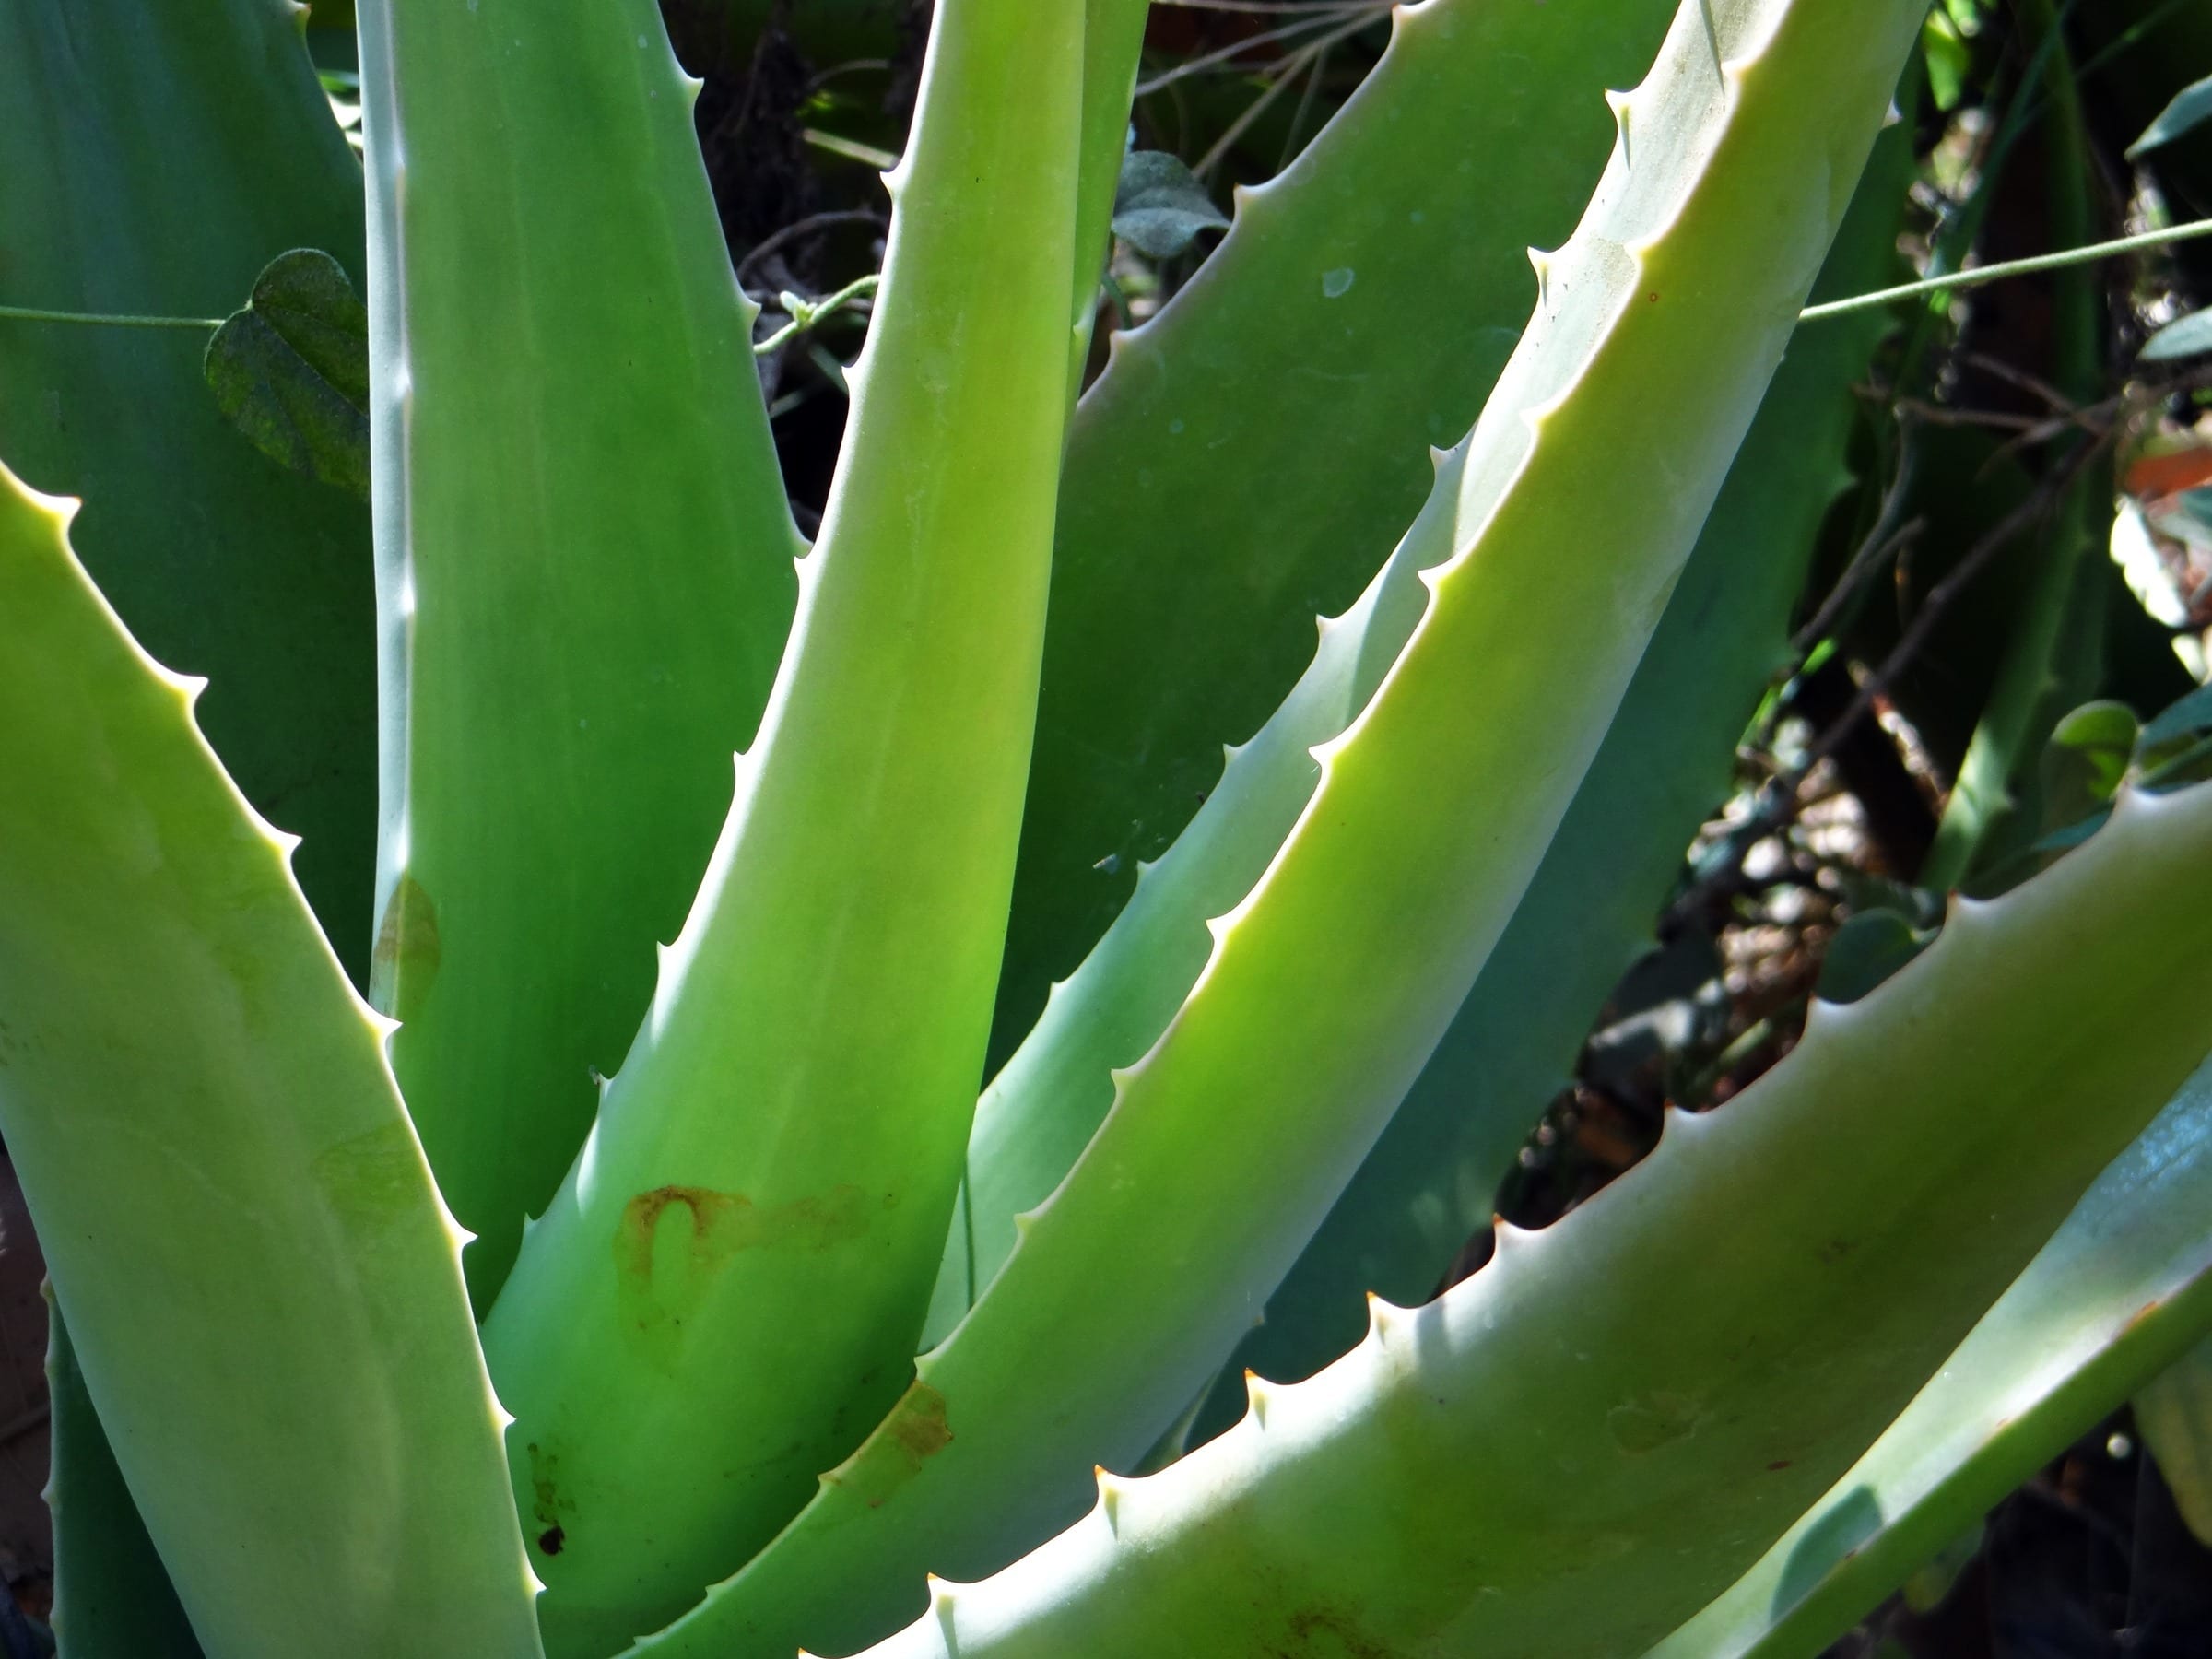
top-left (6, 0), bottom-right (2212, 1654)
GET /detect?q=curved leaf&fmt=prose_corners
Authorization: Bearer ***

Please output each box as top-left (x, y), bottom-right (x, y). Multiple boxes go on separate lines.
top-left (853, 778), bottom-right (2212, 1659)
top-left (0, 463), bottom-right (541, 1659)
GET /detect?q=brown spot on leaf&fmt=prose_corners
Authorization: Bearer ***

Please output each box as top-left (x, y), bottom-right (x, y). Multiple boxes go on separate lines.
top-left (613, 1184), bottom-right (881, 1365)
top-left (369, 872), bottom-right (440, 1024)
top-left (821, 1380), bottom-right (956, 1512)
top-left (614, 1182), bottom-right (878, 1288)
top-left (888, 1382), bottom-right (953, 1470)
top-left (525, 1441), bottom-right (576, 1535)
top-left (310, 1120), bottom-right (421, 1245)
top-left (538, 1525), bottom-right (565, 1557)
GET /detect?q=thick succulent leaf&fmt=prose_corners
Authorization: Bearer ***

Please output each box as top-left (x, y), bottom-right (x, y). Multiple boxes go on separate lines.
top-left (945, 442), bottom-right (1461, 1315)
top-left (0, 0), bottom-right (373, 974)
top-left (44, 1304), bottom-right (202, 1659)
top-left (1648, 1051), bottom-right (2212, 1659)
top-left (2136, 1336), bottom-right (2212, 1548)
top-left (1220, 107), bottom-right (1914, 1401)
top-left (991, 0), bottom-right (1680, 1072)
top-left (480, 4), bottom-right (1084, 1652)
top-left (636, 6), bottom-right (1925, 1654)
top-left (0, 465), bottom-right (542, 1659)
top-left (851, 780), bottom-right (2212, 1659)
top-left (944, 0), bottom-right (1684, 1335)
top-left (0, 4), bottom-right (377, 1621)
top-left (355, 0), bottom-right (804, 1303)
top-left (1068, 0), bottom-right (1150, 389)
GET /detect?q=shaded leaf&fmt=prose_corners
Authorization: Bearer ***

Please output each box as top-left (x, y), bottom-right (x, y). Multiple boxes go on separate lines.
top-left (2136, 1335), bottom-right (2212, 1548)
top-left (2129, 74), bottom-right (2212, 159)
top-left (203, 248), bottom-right (369, 499)
top-left (1650, 1050), bottom-right (2212, 1659)
top-left (2141, 307), bottom-right (2212, 361)
top-left (1817, 909), bottom-right (1933, 1005)
top-left (1111, 151), bottom-right (1230, 259)
top-left (2138, 681), bottom-right (2212, 753)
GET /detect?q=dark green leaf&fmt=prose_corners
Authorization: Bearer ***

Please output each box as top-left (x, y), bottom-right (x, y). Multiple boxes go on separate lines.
top-left (2129, 74), bottom-right (2212, 159)
top-left (1111, 151), bottom-right (1230, 259)
top-left (1817, 910), bottom-right (1934, 1005)
top-left (203, 249), bottom-right (369, 499)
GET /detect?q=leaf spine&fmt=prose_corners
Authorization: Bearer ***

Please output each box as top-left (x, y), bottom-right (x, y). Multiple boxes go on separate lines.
top-left (1095, 1465), bottom-right (1124, 1533)
top-left (1243, 1368), bottom-right (1271, 1428)
top-left (1606, 89), bottom-right (1633, 165)
top-left (1366, 1289), bottom-right (1400, 1344)
top-left (927, 1573), bottom-right (958, 1633)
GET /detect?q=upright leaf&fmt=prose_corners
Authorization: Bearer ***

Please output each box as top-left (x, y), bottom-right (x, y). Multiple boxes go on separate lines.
top-left (1221, 108), bottom-right (1913, 1401)
top-left (994, 0), bottom-right (1680, 1070)
top-left (481, 2), bottom-right (1084, 1651)
top-left (355, 0), bottom-right (805, 1303)
top-left (0, 464), bottom-right (542, 1659)
top-left (0, 1), bottom-right (378, 1620)
top-left (640, 4), bottom-right (1927, 1653)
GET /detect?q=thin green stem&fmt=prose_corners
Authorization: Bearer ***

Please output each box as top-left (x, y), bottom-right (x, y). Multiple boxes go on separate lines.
top-left (1802, 217), bottom-right (2212, 322)
top-left (753, 273), bottom-right (881, 357)
top-left (0, 303), bottom-right (223, 332)
top-left (800, 126), bottom-right (900, 171)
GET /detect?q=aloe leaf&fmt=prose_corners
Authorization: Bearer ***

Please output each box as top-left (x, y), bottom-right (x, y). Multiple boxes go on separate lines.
top-left (203, 248), bottom-right (371, 500)
top-left (942, 0), bottom-right (1681, 1335)
top-left (944, 438), bottom-right (1465, 1319)
top-left (479, 3), bottom-right (1085, 1651)
top-left (1068, 0), bottom-right (1150, 391)
top-left (636, 6), bottom-right (1925, 1654)
top-left (993, 0), bottom-right (1680, 1071)
top-left (0, 6), bottom-right (379, 1624)
top-left (44, 1305), bottom-right (202, 1659)
top-left (939, 88), bottom-right (1896, 1347)
top-left (2136, 1335), bottom-right (2212, 1548)
top-left (354, 0), bottom-right (805, 1304)
top-left (1647, 1051), bottom-right (2212, 1659)
top-left (849, 779), bottom-right (2212, 1659)
top-left (0, 0), bottom-right (374, 976)
top-left (0, 464), bottom-right (542, 1659)
top-left (1219, 105), bottom-right (1915, 1402)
